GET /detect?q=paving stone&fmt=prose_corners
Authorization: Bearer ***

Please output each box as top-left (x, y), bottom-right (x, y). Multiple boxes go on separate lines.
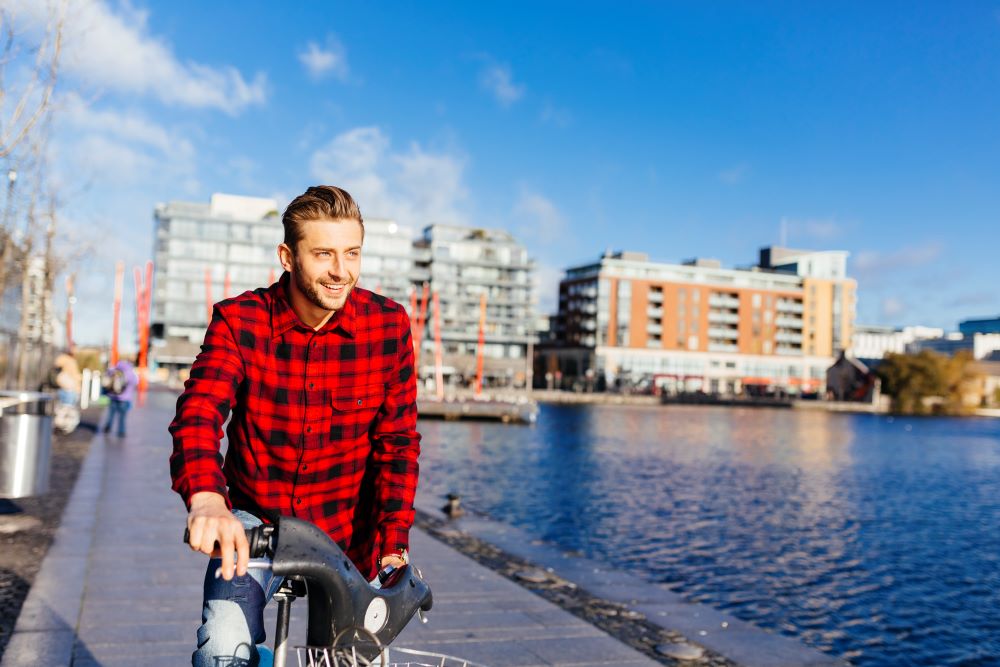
top-left (0, 630), bottom-right (75, 667)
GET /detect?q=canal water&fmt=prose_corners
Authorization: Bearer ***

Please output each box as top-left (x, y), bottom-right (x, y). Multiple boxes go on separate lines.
top-left (417, 404), bottom-right (1000, 666)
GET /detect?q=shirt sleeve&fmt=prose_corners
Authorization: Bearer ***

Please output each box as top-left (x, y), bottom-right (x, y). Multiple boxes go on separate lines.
top-left (369, 309), bottom-right (421, 557)
top-left (168, 306), bottom-right (245, 510)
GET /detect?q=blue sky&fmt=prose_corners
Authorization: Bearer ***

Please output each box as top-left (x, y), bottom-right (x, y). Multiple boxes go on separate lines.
top-left (9, 1), bottom-right (1000, 347)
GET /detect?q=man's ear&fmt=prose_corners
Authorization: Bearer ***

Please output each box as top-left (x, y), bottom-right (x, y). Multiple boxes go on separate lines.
top-left (277, 243), bottom-right (294, 272)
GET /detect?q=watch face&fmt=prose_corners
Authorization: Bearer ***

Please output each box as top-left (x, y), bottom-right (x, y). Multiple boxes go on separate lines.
top-left (364, 597), bottom-right (388, 634)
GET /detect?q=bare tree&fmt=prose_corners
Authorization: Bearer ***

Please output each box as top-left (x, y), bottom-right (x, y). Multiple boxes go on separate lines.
top-left (0, 2), bottom-right (67, 388)
top-left (0, 2), bottom-right (65, 159)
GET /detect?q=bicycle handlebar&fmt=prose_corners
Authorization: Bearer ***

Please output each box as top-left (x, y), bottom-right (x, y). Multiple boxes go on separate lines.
top-left (184, 515), bottom-right (433, 650)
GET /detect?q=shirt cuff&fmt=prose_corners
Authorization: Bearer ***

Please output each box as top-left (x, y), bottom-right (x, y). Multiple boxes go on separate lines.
top-left (379, 525), bottom-right (410, 557)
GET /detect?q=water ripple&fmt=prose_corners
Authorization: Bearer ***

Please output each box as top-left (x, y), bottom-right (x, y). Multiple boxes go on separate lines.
top-left (418, 405), bottom-right (1000, 666)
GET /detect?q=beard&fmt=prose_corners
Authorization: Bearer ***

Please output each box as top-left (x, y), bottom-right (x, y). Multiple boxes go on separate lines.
top-left (292, 258), bottom-right (356, 312)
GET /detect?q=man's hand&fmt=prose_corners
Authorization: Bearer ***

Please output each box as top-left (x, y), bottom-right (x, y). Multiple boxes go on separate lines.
top-left (380, 554), bottom-right (407, 569)
top-left (186, 491), bottom-right (249, 581)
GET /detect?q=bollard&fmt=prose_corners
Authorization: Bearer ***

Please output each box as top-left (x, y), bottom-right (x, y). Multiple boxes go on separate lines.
top-left (442, 492), bottom-right (465, 518)
top-left (81, 369), bottom-right (91, 410)
top-left (0, 391), bottom-right (54, 498)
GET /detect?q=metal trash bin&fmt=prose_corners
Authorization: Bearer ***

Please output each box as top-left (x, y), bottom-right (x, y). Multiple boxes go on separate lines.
top-left (0, 391), bottom-right (54, 498)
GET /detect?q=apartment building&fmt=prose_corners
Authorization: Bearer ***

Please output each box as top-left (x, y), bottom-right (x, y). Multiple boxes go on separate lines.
top-left (959, 316), bottom-right (1000, 335)
top-left (414, 224), bottom-right (535, 387)
top-left (544, 246), bottom-right (856, 394)
top-left (852, 325), bottom-right (944, 364)
top-left (150, 194), bottom-right (284, 370)
top-left (357, 218), bottom-right (428, 306)
top-left (149, 195), bottom-right (536, 389)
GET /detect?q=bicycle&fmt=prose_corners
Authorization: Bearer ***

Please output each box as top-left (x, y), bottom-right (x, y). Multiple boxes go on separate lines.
top-left (188, 514), bottom-right (486, 667)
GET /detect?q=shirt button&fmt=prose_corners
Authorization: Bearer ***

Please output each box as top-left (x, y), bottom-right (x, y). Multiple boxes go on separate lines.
top-left (357, 399), bottom-right (363, 406)
top-left (301, 464), bottom-right (308, 472)
top-left (308, 382), bottom-right (315, 389)
top-left (306, 426), bottom-right (312, 434)
top-left (295, 498), bottom-right (302, 505)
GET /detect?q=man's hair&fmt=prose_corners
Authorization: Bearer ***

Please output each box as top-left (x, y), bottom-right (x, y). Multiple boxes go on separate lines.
top-left (282, 185), bottom-right (364, 250)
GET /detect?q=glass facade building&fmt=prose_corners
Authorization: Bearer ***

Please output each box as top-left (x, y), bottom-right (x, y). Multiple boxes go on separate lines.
top-left (151, 194), bottom-right (283, 370)
top-left (149, 196), bottom-right (537, 389)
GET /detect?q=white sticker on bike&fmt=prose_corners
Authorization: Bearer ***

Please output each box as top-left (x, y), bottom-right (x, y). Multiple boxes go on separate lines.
top-left (364, 597), bottom-right (388, 633)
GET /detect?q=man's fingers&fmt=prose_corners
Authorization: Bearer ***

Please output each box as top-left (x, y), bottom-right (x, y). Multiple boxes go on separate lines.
top-left (235, 527), bottom-right (250, 577)
top-left (187, 518), bottom-right (207, 553)
top-left (218, 528), bottom-right (236, 581)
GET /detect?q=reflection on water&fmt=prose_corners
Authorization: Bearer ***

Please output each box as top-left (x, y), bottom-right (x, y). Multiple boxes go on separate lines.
top-left (418, 405), bottom-right (1000, 666)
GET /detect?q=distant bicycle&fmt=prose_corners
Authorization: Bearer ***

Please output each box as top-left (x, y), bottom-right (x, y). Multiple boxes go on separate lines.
top-left (187, 514), bottom-right (487, 667)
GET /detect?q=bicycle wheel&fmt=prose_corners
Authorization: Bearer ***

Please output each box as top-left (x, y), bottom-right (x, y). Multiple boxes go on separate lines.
top-left (294, 645), bottom-right (489, 667)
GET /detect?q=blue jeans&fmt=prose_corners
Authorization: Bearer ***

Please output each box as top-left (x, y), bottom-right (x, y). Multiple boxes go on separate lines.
top-left (193, 510), bottom-right (284, 667)
top-left (103, 399), bottom-right (131, 436)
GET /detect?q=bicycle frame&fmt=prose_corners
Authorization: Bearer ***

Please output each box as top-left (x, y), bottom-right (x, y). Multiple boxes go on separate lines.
top-left (244, 515), bottom-right (433, 667)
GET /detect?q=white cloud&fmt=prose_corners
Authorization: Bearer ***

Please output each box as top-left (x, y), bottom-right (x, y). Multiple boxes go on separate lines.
top-left (514, 189), bottom-right (567, 245)
top-left (479, 63), bottom-right (524, 107)
top-left (55, 96), bottom-right (197, 189)
top-left (9, 0), bottom-right (267, 114)
top-left (298, 36), bottom-right (349, 81)
top-left (719, 163), bottom-right (749, 185)
top-left (853, 242), bottom-right (943, 278)
top-left (780, 216), bottom-right (843, 242)
top-left (540, 101), bottom-right (572, 127)
top-left (310, 126), bottom-right (468, 226)
top-left (880, 296), bottom-right (906, 320)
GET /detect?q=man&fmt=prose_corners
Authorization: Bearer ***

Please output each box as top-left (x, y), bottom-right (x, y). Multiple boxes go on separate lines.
top-left (169, 185), bottom-right (420, 667)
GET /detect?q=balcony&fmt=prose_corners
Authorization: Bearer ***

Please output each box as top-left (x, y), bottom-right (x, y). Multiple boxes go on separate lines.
top-left (708, 342), bottom-right (738, 352)
top-left (647, 306), bottom-right (664, 318)
top-left (708, 295), bottom-right (740, 309)
top-left (775, 345), bottom-right (802, 356)
top-left (775, 331), bottom-right (803, 344)
top-left (708, 311), bottom-right (740, 324)
top-left (708, 327), bottom-right (739, 340)
top-left (647, 323), bottom-right (663, 335)
top-left (774, 316), bottom-right (803, 329)
top-left (647, 291), bottom-right (664, 303)
top-left (776, 300), bottom-right (804, 314)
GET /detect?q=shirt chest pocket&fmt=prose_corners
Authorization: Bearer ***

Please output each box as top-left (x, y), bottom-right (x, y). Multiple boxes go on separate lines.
top-left (330, 384), bottom-right (386, 440)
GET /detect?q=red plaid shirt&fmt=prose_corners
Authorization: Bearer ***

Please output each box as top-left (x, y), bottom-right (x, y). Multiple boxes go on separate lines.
top-left (169, 273), bottom-right (420, 578)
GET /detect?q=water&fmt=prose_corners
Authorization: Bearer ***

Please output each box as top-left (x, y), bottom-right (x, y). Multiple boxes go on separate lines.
top-left (416, 404), bottom-right (1000, 666)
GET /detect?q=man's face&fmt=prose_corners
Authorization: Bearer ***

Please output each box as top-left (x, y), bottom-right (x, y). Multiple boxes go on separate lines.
top-left (280, 218), bottom-right (363, 317)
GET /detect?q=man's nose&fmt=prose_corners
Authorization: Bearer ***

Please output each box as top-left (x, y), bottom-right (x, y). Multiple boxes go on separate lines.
top-left (328, 255), bottom-right (343, 278)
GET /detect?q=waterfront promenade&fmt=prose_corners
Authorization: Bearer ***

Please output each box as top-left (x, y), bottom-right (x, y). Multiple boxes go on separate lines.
top-left (1, 389), bottom-right (841, 667)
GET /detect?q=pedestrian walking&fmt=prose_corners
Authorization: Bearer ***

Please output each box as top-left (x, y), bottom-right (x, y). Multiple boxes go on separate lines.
top-left (103, 359), bottom-right (138, 436)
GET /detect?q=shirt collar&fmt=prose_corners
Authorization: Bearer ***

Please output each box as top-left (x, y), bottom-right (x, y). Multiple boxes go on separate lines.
top-left (270, 272), bottom-right (357, 339)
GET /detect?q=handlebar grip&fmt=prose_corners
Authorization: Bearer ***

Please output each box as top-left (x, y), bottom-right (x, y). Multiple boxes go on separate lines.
top-left (182, 525), bottom-right (273, 558)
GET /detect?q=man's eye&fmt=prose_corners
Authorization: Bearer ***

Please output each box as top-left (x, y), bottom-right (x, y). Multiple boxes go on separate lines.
top-left (317, 251), bottom-right (330, 257)
top-left (348, 251), bottom-right (360, 258)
